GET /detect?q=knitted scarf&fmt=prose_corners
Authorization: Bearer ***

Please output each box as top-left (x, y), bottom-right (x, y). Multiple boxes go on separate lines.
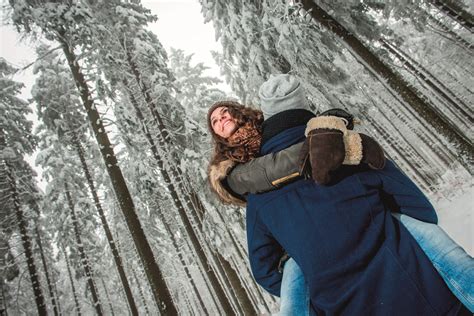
top-left (225, 122), bottom-right (262, 163)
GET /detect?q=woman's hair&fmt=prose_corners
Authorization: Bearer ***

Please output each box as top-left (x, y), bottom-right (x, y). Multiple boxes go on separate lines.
top-left (207, 101), bottom-right (264, 165)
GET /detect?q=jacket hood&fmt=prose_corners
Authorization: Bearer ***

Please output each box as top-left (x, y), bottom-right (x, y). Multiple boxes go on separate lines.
top-left (208, 159), bottom-right (246, 206)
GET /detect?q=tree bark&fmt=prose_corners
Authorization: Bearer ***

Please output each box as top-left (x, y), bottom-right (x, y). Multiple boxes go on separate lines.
top-left (424, 8), bottom-right (473, 52)
top-left (70, 132), bottom-right (138, 316)
top-left (427, 0), bottom-right (474, 32)
top-left (100, 278), bottom-right (115, 316)
top-left (183, 181), bottom-right (261, 314)
top-left (0, 129), bottom-right (47, 316)
top-left (153, 204), bottom-right (209, 315)
top-left (131, 269), bottom-right (150, 316)
top-left (34, 226), bottom-right (60, 316)
top-left (125, 53), bottom-right (258, 313)
top-left (298, 0), bottom-right (474, 172)
top-left (0, 279), bottom-right (8, 316)
top-left (204, 205), bottom-right (273, 313)
top-left (381, 39), bottom-right (473, 127)
top-left (58, 34), bottom-right (177, 315)
top-left (124, 86), bottom-right (223, 314)
top-left (64, 182), bottom-right (103, 316)
top-left (61, 245), bottom-right (82, 316)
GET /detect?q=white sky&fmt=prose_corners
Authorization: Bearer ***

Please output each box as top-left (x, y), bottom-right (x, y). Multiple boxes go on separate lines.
top-left (145, 0), bottom-right (221, 74)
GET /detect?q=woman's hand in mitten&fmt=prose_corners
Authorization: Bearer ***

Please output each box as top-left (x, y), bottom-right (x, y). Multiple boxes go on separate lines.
top-left (299, 116), bottom-right (348, 185)
top-left (359, 133), bottom-right (386, 169)
top-left (307, 129), bottom-right (346, 184)
top-left (299, 115), bottom-right (386, 185)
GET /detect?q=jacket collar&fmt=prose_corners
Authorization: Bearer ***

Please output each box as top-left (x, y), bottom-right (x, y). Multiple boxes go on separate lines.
top-left (261, 109), bottom-right (314, 146)
top-left (261, 125), bottom-right (306, 155)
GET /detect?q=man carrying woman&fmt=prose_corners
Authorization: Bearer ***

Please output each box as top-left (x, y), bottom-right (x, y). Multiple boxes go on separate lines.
top-left (207, 74), bottom-right (473, 315)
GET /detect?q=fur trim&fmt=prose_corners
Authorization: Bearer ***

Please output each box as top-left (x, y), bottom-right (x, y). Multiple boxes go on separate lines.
top-left (342, 131), bottom-right (363, 165)
top-left (208, 160), bottom-right (246, 206)
top-left (305, 116), bottom-right (348, 136)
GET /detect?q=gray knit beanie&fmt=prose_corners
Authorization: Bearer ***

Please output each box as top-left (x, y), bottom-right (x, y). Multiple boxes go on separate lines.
top-left (258, 74), bottom-right (310, 119)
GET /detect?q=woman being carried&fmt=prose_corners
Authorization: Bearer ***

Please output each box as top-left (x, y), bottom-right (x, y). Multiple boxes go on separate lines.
top-left (207, 74), bottom-right (473, 315)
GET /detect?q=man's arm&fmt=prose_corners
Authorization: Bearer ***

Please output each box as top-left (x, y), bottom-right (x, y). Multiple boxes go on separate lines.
top-left (247, 211), bottom-right (286, 297)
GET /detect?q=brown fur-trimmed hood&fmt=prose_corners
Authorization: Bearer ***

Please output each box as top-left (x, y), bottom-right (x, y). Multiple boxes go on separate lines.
top-left (208, 159), bottom-right (246, 207)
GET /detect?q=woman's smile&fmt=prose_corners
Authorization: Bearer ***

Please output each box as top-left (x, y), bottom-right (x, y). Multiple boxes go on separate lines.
top-left (222, 119), bottom-right (231, 130)
top-left (211, 106), bottom-right (238, 138)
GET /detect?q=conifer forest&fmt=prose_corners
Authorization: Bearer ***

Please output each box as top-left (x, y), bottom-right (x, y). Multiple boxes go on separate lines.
top-left (0, 0), bottom-right (473, 315)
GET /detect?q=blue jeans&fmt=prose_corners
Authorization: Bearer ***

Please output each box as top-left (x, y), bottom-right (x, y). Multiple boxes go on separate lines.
top-left (279, 214), bottom-right (474, 314)
top-left (393, 213), bottom-right (474, 312)
top-left (279, 258), bottom-right (310, 316)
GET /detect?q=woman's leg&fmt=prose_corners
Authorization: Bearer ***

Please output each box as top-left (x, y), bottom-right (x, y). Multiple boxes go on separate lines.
top-left (392, 213), bottom-right (474, 312)
top-left (279, 258), bottom-right (310, 315)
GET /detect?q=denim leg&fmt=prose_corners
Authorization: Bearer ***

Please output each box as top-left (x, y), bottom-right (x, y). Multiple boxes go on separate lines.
top-left (393, 213), bottom-right (474, 312)
top-left (279, 258), bottom-right (310, 316)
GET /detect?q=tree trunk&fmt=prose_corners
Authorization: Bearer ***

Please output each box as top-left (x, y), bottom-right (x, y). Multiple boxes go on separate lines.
top-left (131, 269), bottom-right (150, 316)
top-left (214, 252), bottom-right (255, 314)
top-left (51, 276), bottom-right (62, 316)
top-left (204, 204), bottom-right (273, 313)
top-left (298, 0), bottom-right (474, 172)
top-left (0, 129), bottom-right (47, 316)
top-left (427, 0), bottom-right (474, 31)
top-left (152, 203), bottom-right (209, 315)
top-left (99, 278), bottom-right (115, 316)
top-left (122, 83), bottom-right (234, 313)
top-left (34, 226), bottom-right (60, 316)
top-left (185, 172), bottom-right (272, 313)
top-left (183, 182), bottom-right (261, 315)
top-left (70, 132), bottom-right (138, 316)
top-left (125, 53), bottom-right (259, 313)
top-left (381, 39), bottom-right (473, 127)
top-left (58, 34), bottom-right (177, 315)
top-left (64, 182), bottom-right (103, 315)
top-left (0, 280), bottom-right (8, 316)
top-left (61, 245), bottom-right (82, 316)
top-left (423, 8), bottom-right (473, 52)
top-left (355, 88), bottom-right (449, 189)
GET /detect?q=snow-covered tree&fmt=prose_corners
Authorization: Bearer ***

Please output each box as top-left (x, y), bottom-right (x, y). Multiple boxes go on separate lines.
top-left (200, 0), bottom-right (473, 193)
top-left (0, 57), bottom-right (47, 315)
top-left (8, 1), bottom-right (176, 313)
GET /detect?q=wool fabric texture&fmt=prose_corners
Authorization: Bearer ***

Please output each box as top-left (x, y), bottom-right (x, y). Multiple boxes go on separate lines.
top-left (258, 74), bottom-right (310, 119)
top-left (225, 122), bottom-right (262, 163)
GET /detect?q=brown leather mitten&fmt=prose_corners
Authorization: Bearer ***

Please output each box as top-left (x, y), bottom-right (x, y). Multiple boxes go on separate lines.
top-left (299, 128), bottom-right (346, 185)
top-left (360, 133), bottom-right (386, 169)
top-left (299, 115), bottom-right (386, 185)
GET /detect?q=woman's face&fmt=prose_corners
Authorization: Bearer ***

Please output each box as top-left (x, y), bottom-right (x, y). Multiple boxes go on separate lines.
top-left (210, 106), bottom-right (238, 139)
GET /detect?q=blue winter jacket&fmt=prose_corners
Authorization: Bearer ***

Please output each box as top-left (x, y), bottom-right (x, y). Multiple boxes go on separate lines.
top-left (246, 125), bottom-right (463, 315)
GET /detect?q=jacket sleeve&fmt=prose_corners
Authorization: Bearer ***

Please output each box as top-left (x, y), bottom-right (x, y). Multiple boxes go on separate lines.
top-left (376, 160), bottom-right (438, 224)
top-left (247, 210), bottom-right (285, 297)
top-left (226, 142), bottom-right (303, 196)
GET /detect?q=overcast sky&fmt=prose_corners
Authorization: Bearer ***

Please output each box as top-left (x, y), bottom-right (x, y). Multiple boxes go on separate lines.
top-left (0, 0), bottom-right (226, 100)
